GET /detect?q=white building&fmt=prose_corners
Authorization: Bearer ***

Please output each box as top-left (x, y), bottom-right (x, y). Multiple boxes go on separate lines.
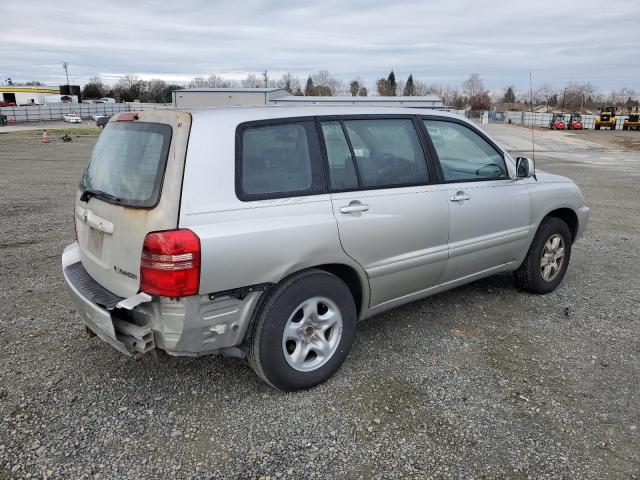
top-left (172, 88), bottom-right (444, 109)
top-left (270, 95), bottom-right (444, 108)
top-left (0, 86), bottom-right (61, 105)
top-left (172, 88), bottom-right (290, 107)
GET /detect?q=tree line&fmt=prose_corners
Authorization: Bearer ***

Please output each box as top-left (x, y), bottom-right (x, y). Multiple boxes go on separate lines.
top-left (79, 71), bottom-right (639, 112)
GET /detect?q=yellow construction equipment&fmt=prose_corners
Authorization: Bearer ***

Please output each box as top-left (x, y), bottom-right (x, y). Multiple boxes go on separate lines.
top-left (595, 106), bottom-right (616, 130)
top-left (623, 106), bottom-right (640, 131)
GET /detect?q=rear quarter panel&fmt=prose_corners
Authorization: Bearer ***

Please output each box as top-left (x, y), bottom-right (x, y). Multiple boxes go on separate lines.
top-left (179, 112), bottom-right (369, 303)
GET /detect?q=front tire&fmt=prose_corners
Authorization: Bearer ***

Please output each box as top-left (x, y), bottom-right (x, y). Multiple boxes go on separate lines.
top-left (514, 217), bottom-right (572, 294)
top-left (248, 269), bottom-right (357, 391)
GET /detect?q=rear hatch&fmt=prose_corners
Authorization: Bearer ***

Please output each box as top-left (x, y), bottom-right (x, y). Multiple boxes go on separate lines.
top-left (74, 110), bottom-right (191, 298)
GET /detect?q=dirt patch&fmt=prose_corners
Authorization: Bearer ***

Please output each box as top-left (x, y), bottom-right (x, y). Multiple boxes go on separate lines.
top-left (567, 129), bottom-right (640, 151)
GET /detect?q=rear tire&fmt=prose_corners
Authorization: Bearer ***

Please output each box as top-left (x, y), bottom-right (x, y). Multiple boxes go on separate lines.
top-left (514, 217), bottom-right (572, 294)
top-left (595, 125), bottom-right (600, 130)
top-left (248, 269), bottom-right (357, 391)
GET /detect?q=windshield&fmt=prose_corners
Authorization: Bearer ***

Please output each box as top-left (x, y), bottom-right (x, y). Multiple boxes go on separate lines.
top-left (573, 115), bottom-right (582, 121)
top-left (80, 122), bottom-right (172, 207)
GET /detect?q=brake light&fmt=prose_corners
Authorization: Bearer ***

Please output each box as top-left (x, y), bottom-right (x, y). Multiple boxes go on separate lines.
top-left (140, 229), bottom-right (200, 297)
top-left (113, 112), bottom-right (138, 121)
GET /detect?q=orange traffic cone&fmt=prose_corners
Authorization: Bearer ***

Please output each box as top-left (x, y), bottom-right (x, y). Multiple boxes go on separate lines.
top-left (42, 130), bottom-right (49, 143)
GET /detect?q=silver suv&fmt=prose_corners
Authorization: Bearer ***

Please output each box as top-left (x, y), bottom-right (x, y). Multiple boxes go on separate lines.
top-left (62, 107), bottom-right (589, 390)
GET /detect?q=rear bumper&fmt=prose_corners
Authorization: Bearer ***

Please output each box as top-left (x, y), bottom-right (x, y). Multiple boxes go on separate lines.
top-left (62, 242), bottom-right (262, 358)
top-left (62, 243), bottom-right (133, 355)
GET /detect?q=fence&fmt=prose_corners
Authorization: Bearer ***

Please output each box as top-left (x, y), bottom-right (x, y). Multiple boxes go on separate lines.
top-left (491, 111), bottom-right (602, 130)
top-left (0, 102), bottom-right (171, 123)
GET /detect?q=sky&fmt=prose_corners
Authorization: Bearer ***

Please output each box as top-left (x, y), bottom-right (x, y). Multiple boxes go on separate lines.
top-left (2, 0), bottom-right (639, 93)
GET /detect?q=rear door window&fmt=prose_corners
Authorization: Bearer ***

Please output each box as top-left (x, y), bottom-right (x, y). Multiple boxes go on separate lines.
top-left (238, 121), bottom-right (325, 200)
top-left (320, 121), bottom-right (359, 190)
top-left (80, 122), bottom-right (172, 207)
top-left (342, 119), bottom-right (429, 188)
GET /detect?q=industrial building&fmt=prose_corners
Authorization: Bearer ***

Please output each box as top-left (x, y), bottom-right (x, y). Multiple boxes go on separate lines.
top-left (172, 88), bottom-right (444, 109)
top-left (172, 87), bottom-right (290, 107)
top-left (270, 95), bottom-right (444, 108)
top-left (0, 85), bottom-right (81, 105)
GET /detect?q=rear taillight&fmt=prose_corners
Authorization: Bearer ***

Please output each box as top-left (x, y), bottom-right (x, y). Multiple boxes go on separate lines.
top-left (140, 229), bottom-right (200, 297)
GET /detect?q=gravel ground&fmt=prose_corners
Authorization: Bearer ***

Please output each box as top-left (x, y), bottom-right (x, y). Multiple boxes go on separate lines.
top-left (0, 126), bottom-right (638, 479)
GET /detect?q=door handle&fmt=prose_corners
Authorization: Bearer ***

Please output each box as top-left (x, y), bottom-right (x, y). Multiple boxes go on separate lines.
top-left (340, 203), bottom-right (370, 214)
top-left (450, 192), bottom-right (471, 202)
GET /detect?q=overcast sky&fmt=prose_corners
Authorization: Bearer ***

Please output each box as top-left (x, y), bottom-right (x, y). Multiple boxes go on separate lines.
top-left (3, 0), bottom-right (639, 93)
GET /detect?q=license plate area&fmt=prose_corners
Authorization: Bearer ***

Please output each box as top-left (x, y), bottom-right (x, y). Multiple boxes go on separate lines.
top-left (87, 227), bottom-right (104, 257)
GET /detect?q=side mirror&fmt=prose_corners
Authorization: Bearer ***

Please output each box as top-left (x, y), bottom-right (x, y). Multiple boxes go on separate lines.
top-left (516, 157), bottom-right (535, 178)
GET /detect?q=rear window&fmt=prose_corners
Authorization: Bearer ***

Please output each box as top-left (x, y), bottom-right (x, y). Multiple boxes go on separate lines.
top-left (80, 122), bottom-right (172, 207)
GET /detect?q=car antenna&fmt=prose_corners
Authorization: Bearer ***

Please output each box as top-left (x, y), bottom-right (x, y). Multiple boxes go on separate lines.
top-left (529, 72), bottom-right (535, 163)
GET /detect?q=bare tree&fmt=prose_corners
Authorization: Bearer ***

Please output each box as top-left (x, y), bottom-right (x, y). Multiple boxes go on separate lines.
top-left (608, 87), bottom-right (636, 107)
top-left (461, 74), bottom-right (490, 110)
top-left (534, 84), bottom-right (557, 112)
top-left (413, 80), bottom-right (439, 96)
top-left (188, 77), bottom-right (208, 88)
top-left (187, 74), bottom-right (234, 88)
top-left (311, 70), bottom-right (342, 96)
top-left (113, 75), bottom-right (145, 102)
top-left (146, 79), bottom-right (169, 103)
top-left (462, 73), bottom-right (484, 97)
top-left (276, 72), bottom-right (301, 94)
top-left (241, 74), bottom-right (262, 88)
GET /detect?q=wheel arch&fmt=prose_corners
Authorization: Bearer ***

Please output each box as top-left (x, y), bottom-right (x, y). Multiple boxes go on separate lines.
top-left (312, 263), bottom-right (367, 317)
top-left (543, 208), bottom-right (579, 242)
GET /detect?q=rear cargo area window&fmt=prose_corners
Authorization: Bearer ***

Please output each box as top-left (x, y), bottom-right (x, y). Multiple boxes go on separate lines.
top-left (238, 121), bottom-right (324, 200)
top-left (80, 122), bottom-right (172, 207)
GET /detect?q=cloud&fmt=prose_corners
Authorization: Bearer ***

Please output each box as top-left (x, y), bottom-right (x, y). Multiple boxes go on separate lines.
top-left (1, 0), bottom-right (638, 92)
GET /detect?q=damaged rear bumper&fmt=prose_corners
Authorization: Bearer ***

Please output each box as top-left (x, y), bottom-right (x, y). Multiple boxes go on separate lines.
top-left (62, 243), bottom-right (154, 356)
top-left (62, 242), bottom-right (261, 358)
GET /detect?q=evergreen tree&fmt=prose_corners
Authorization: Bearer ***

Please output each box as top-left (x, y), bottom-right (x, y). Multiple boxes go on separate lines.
top-left (403, 74), bottom-right (415, 96)
top-left (387, 70), bottom-right (397, 96)
top-left (304, 76), bottom-right (315, 96)
top-left (503, 86), bottom-right (516, 104)
top-left (358, 86), bottom-right (368, 96)
top-left (349, 80), bottom-right (360, 97)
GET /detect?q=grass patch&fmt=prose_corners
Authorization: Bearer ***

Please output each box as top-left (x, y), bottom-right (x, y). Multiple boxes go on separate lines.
top-left (26, 127), bottom-right (101, 136)
top-left (0, 127), bottom-right (102, 136)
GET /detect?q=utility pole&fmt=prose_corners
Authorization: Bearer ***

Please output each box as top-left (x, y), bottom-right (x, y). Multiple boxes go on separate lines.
top-left (62, 61), bottom-right (70, 85)
top-left (262, 70), bottom-right (268, 88)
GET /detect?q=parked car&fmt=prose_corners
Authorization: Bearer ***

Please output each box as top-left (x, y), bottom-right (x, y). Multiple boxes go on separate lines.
top-left (568, 114), bottom-right (583, 130)
top-left (94, 114), bottom-right (111, 128)
top-left (549, 113), bottom-right (566, 130)
top-left (64, 113), bottom-right (82, 123)
top-left (62, 107), bottom-right (589, 390)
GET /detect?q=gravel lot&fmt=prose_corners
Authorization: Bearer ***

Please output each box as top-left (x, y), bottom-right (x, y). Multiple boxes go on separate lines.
top-left (0, 125), bottom-right (638, 479)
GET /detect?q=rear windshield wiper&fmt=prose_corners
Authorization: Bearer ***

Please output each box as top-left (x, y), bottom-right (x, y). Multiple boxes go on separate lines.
top-left (80, 188), bottom-right (123, 204)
